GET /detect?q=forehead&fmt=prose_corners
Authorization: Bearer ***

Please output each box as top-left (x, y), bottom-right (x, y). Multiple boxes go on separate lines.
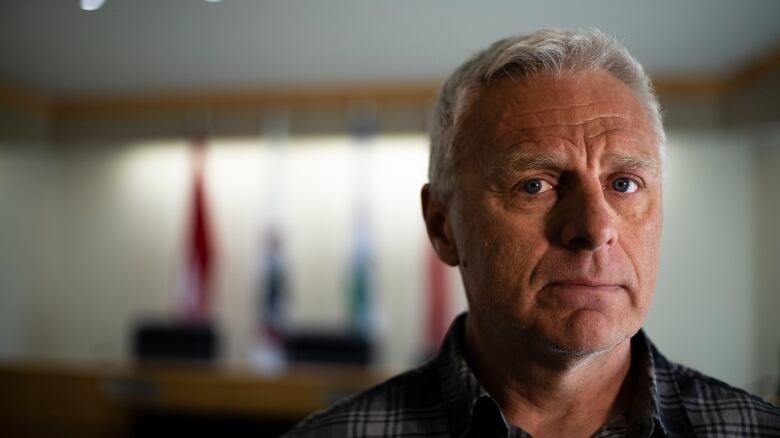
top-left (455, 70), bottom-right (657, 164)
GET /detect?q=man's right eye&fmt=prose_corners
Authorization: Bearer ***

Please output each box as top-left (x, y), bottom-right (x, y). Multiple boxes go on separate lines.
top-left (519, 178), bottom-right (552, 194)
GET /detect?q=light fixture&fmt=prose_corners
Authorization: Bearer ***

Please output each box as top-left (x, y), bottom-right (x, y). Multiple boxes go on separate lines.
top-left (80, 0), bottom-right (106, 11)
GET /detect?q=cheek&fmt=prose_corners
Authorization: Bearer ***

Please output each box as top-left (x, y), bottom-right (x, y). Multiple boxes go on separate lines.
top-left (639, 222), bottom-right (662, 292)
top-left (611, 192), bottom-right (655, 219)
top-left (460, 212), bottom-right (545, 294)
top-left (632, 204), bottom-right (662, 260)
top-left (617, 192), bottom-right (662, 249)
top-left (620, 207), bottom-right (662, 303)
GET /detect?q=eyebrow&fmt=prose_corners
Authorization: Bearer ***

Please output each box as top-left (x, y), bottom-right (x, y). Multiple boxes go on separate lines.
top-left (490, 151), bottom-right (565, 179)
top-left (606, 153), bottom-right (661, 171)
top-left (489, 151), bottom-right (661, 179)
top-left (508, 152), bottom-right (562, 169)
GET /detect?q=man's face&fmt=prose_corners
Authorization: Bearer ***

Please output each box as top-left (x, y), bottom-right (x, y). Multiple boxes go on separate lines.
top-left (440, 70), bottom-right (662, 356)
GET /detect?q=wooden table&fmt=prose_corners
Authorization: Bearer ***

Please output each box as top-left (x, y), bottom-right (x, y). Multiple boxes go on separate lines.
top-left (0, 360), bottom-right (390, 437)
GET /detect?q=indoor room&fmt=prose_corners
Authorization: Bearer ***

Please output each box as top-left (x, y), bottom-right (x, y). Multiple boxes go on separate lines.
top-left (1, 1), bottom-right (779, 436)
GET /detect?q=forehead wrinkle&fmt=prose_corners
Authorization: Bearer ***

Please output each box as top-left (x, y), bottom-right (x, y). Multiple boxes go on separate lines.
top-left (586, 127), bottom-right (646, 141)
top-left (496, 114), bottom-right (632, 132)
top-left (495, 97), bottom-right (637, 124)
top-left (498, 100), bottom-right (637, 119)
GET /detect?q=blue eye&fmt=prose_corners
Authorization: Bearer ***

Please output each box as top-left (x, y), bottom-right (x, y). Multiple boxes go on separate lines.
top-left (612, 177), bottom-right (638, 193)
top-left (521, 179), bottom-right (551, 194)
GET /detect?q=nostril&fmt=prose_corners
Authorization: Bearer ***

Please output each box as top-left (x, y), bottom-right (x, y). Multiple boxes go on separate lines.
top-left (566, 236), bottom-right (593, 251)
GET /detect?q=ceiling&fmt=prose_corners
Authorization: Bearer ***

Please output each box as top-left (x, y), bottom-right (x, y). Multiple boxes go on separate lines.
top-left (1, 0), bottom-right (779, 97)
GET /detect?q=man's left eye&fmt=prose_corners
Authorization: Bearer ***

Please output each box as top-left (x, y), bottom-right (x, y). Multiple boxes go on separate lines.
top-left (611, 177), bottom-right (638, 193)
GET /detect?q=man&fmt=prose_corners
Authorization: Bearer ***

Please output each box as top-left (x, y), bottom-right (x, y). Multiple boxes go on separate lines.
top-left (283, 29), bottom-right (780, 437)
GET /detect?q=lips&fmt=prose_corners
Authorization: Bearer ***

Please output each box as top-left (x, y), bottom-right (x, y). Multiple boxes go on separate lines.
top-left (546, 278), bottom-right (622, 288)
top-left (541, 280), bottom-right (624, 309)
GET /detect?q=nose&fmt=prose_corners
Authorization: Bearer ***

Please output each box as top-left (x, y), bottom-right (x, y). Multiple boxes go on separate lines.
top-left (559, 181), bottom-right (618, 251)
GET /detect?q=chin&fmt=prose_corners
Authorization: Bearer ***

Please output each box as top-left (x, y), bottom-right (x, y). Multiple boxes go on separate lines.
top-left (540, 310), bottom-right (635, 357)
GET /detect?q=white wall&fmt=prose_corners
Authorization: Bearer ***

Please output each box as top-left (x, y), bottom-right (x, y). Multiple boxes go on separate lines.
top-left (645, 131), bottom-right (761, 391)
top-left (752, 129), bottom-right (780, 398)
top-left (0, 130), bottom-right (777, 394)
top-left (0, 144), bottom-right (51, 358)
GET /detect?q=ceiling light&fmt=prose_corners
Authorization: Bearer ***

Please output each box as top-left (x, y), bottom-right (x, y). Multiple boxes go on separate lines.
top-left (80, 0), bottom-right (106, 11)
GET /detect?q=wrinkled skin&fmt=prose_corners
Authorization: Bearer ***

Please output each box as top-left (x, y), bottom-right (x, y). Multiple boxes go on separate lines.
top-left (423, 70), bottom-right (663, 361)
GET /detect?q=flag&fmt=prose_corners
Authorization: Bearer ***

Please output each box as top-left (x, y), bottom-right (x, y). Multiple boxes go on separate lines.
top-left (250, 112), bottom-right (290, 371)
top-left (346, 108), bottom-right (380, 340)
top-left (425, 245), bottom-right (450, 355)
top-left (250, 226), bottom-right (288, 370)
top-left (178, 137), bottom-right (214, 321)
top-left (348, 206), bottom-right (374, 337)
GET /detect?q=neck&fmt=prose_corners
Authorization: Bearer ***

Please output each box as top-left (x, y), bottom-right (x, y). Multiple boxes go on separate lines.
top-left (464, 316), bottom-right (637, 437)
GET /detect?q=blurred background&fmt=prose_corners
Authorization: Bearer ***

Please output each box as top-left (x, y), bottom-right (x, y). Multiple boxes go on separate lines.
top-left (1, 0), bottom-right (779, 435)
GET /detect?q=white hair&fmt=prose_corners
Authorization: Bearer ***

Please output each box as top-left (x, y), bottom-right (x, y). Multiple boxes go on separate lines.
top-left (428, 28), bottom-right (666, 200)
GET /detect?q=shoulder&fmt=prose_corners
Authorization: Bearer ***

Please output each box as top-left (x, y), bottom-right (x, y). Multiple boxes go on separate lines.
top-left (665, 360), bottom-right (780, 435)
top-left (281, 361), bottom-right (450, 438)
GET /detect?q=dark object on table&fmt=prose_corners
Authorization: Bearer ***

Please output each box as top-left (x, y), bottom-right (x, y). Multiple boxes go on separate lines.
top-left (133, 320), bottom-right (218, 361)
top-left (285, 330), bottom-right (372, 365)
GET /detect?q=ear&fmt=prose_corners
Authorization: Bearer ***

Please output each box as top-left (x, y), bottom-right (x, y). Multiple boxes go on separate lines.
top-left (421, 183), bottom-right (460, 266)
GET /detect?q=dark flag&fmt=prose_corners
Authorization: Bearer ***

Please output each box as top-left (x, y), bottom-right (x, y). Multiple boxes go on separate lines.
top-left (251, 112), bottom-right (290, 371)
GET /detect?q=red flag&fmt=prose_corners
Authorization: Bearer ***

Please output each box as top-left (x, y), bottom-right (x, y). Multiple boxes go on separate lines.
top-left (425, 245), bottom-right (449, 354)
top-left (180, 138), bottom-right (214, 321)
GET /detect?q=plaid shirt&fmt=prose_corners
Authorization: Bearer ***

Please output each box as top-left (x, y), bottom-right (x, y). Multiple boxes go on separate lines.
top-left (283, 314), bottom-right (780, 437)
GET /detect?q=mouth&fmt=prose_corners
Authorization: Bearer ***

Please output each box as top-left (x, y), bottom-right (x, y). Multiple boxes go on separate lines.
top-left (542, 280), bottom-right (625, 308)
top-left (547, 279), bottom-right (623, 289)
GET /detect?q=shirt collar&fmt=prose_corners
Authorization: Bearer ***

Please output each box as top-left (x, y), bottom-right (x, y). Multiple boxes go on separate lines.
top-left (433, 313), bottom-right (502, 437)
top-left (433, 313), bottom-right (678, 437)
top-left (639, 331), bottom-right (693, 436)
top-left (625, 329), bottom-right (666, 436)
